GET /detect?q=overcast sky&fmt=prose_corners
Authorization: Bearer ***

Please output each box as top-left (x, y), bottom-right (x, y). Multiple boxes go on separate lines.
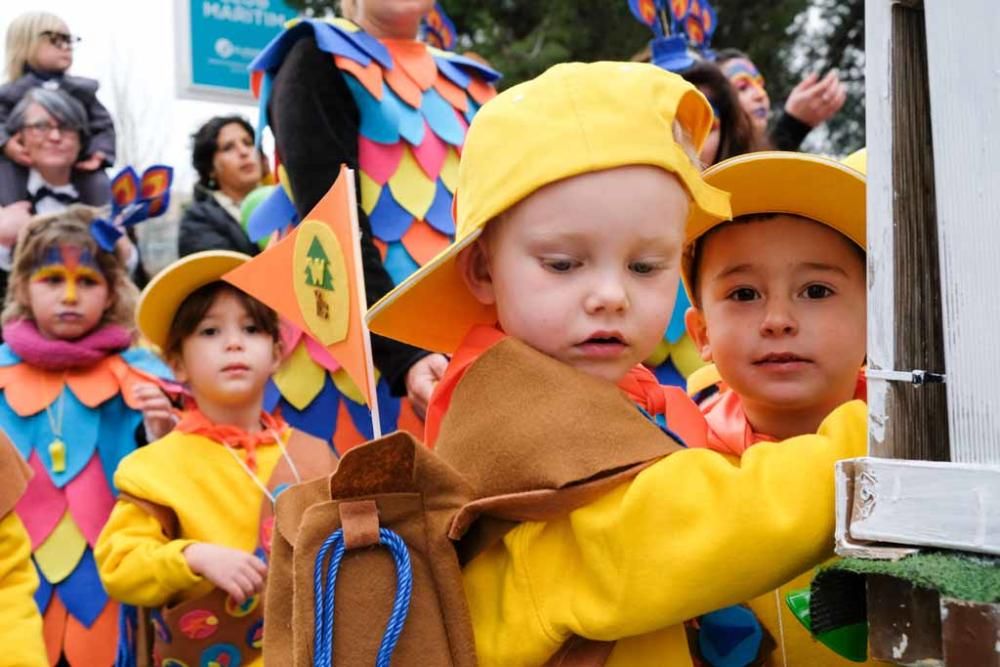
top-left (1, 0), bottom-right (263, 192)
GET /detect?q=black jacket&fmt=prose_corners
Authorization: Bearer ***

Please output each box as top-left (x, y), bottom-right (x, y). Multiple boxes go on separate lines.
top-left (177, 186), bottom-right (260, 258)
top-left (770, 111), bottom-right (813, 152)
top-left (267, 35), bottom-right (429, 395)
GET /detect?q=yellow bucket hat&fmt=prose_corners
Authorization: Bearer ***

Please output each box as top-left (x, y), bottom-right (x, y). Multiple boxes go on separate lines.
top-left (136, 250), bottom-right (251, 351)
top-left (681, 151), bottom-right (866, 299)
top-left (367, 60), bottom-right (732, 353)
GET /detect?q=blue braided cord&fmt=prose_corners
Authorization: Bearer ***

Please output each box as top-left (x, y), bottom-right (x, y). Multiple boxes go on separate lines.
top-left (114, 604), bottom-right (137, 667)
top-left (313, 529), bottom-right (346, 667)
top-left (375, 528), bottom-right (414, 667)
top-left (312, 526), bottom-right (415, 667)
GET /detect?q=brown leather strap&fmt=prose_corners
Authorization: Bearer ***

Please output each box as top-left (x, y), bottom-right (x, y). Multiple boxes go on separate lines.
top-left (543, 636), bottom-right (616, 666)
top-left (0, 432), bottom-right (30, 517)
top-left (339, 500), bottom-right (380, 549)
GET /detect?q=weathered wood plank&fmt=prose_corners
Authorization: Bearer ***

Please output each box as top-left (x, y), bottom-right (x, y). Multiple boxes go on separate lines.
top-left (941, 599), bottom-right (1000, 666)
top-left (864, 0), bottom-right (897, 459)
top-left (923, 0), bottom-right (1000, 465)
top-left (887, 2), bottom-right (950, 461)
top-left (846, 458), bottom-right (1000, 556)
top-left (867, 575), bottom-right (943, 665)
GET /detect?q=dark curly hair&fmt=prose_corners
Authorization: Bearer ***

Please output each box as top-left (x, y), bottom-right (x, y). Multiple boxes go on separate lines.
top-left (190, 115), bottom-right (255, 189)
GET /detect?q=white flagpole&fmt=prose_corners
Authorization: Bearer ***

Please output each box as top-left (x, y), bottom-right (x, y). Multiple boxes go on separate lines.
top-left (343, 167), bottom-right (382, 439)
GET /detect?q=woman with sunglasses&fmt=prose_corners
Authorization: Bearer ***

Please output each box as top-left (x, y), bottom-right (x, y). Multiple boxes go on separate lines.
top-left (0, 11), bottom-right (115, 202)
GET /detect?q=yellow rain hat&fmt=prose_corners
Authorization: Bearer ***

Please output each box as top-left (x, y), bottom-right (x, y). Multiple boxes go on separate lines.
top-left (367, 60), bottom-right (732, 354)
top-left (136, 250), bottom-right (251, 351)
top-left (681, 151), bottom-right (866, 299)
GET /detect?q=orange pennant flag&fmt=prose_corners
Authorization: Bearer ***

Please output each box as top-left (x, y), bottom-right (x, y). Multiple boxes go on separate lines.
top-left (223, 166), bottom-right (380, 428)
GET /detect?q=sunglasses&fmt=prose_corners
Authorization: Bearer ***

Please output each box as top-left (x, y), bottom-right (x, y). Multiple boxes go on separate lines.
top-left (39, 31), bottom-right (81, 49)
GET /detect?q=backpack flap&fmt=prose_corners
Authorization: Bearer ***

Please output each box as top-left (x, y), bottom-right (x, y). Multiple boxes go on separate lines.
top-left (266, 431), bottom-right (477, 666)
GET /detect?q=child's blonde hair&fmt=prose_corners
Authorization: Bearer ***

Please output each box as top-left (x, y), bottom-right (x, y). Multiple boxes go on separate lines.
top-left (4, 11), bottom-right (67, 82)
top-left (2, 205), bottom-right (138, 334)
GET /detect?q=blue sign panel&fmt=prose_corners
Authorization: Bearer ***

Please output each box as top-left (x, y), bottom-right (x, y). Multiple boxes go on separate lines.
top-left (187, 0), bottom-right (295, 94)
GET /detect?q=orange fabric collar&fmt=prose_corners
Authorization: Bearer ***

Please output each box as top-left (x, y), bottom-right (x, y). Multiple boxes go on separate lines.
top-left (702, 370), bottom-right (867, 456)
top-left (174, 408), bottom-right (287, 471)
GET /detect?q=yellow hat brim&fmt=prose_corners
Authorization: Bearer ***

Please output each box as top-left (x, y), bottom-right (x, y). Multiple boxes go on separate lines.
top-left (136, 250), bottom-right (251, 351)
top-left (366, 230), bottom-right (494, 354)
top-left (682, 151), bottom-right (866, 298)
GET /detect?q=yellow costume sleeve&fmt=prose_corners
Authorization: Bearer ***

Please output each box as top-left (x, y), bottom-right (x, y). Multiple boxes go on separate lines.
top-left (0, 512), bottom-right (48, 667)
top-left (463, 400), bottom-right (866, 665)
top-left (94, 499), bottom-right (201, 607)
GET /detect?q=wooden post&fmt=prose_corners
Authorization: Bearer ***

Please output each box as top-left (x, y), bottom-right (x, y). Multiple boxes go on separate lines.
top-left (923, 0), bottom-right (1000, 465)
top-left (867, 0), bottom-right (950, 461)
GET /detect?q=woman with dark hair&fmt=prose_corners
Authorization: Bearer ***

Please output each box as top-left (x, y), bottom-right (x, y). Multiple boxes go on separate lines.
top-left (176, 115), bottom-right (262, 257)
top-left (716, 48), bottom-right (846, 151)
top-left (680, 60), bottom-right (768, 166)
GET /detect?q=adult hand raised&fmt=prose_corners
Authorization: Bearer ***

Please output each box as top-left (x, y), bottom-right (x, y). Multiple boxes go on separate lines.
top-left (784, 70), bottom-right (847, 128)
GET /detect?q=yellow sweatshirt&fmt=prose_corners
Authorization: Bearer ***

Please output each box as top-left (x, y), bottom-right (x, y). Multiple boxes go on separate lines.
top-left (95, 430), bottom-right (285, 667)
top-left (462, 400), bottom-right (866, 666)
top-left (0, 510), bottom-right (48, 667)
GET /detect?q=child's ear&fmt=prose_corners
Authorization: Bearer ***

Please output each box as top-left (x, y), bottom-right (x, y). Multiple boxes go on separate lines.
top-left (456, 239), bottom-right (496, 306)
top-left (684, 306), bottom-right (713, 362)
top-left (168, 355), bottom-right (188, 384)
top-left (269, 339), bottom-right (283, 374)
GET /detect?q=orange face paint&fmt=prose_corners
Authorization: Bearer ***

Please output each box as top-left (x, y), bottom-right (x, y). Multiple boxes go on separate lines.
top-left (30, 244), bottom-right (103, 303)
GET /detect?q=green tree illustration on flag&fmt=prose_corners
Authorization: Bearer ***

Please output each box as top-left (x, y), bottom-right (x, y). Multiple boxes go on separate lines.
top-left (304, 236), bottom-right (334, 290)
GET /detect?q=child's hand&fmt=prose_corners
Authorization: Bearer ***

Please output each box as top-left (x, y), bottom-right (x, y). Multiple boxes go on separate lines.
top-left (133, 382), bottom-right (175, 440)
top-left (3, 135), bottom-right (32, 167)
top-left (405, 353), bottom-right (449, 419)
top-left (183, 543), bottom-right (268, 604)
top-left (75, 151), bottom-right (106, 171)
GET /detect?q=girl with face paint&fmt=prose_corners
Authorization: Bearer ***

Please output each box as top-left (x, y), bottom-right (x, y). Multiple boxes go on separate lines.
top-left (0, 205), bottom-right (172, 666)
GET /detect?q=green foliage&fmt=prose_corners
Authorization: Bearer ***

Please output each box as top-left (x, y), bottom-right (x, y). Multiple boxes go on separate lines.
top-left (283, 0), bottom-right (864, 153)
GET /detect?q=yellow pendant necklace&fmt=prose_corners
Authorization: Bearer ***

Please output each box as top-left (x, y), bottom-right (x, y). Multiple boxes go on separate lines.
top-left (45, 388), bottom-right (67, 473)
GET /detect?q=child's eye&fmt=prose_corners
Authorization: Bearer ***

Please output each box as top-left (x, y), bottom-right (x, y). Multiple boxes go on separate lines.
top-left (802, 284), bottom-right (834, 299)
top-left (78, 276), bottom-right (99, 286)
top-left (244, 324), bottom-right (260, 334)
top-left (44, 275), bottom-right (64, 285)
top-left (541, 257), bottom-right (579, 273)
top-left (198, 326), bottom-right (219, 336)
top-left (727, 287), bottom-right (759, 302)
top-left (629, 261), bottom-right (662, 275)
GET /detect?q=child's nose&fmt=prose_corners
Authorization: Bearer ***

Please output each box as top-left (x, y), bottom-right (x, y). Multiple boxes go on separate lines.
top-left (760, 299), bottom-right (798, 336)
top-left (224, 330), bottom-right (246, 349)
top-left (584, 277), bottom-right (629, 314)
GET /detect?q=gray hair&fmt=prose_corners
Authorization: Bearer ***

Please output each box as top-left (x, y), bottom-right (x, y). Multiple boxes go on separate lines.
top-left (6, 88), bottom-right (88, 142)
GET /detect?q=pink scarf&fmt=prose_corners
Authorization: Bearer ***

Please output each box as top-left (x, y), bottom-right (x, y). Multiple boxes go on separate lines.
top-left (3, 318), bottom-right (132, 371)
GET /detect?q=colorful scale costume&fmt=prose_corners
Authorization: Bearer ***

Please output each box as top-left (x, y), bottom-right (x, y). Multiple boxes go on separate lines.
top-left (0, 346), bottom-right (171, 666)
top-left (250, 18), bottom-right (499, 453)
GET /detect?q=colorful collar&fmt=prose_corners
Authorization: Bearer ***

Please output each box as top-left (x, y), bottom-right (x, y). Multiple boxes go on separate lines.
top-left (174, 408), bottom-right (287, 472)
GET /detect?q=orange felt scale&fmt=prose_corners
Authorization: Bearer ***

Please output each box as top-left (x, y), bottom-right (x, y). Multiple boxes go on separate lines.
top-left (334, 55), bottom-right (384, 100)
top-left (433, 74), bottom-right (469, 112)
top-left (383, 40), bottom-right (440, 91)
top-left (401, 219), bottom-right (451, 266)
top-left (0, 354), bottom-right (162, 416)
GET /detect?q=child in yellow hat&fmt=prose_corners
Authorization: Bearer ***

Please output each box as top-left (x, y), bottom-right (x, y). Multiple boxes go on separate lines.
top-left (682, 151), bottom-right (874, 665)
top-left (94, 251), bottom-right (337, 667)
top-left (367, 62), bottom-right (867, 666)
